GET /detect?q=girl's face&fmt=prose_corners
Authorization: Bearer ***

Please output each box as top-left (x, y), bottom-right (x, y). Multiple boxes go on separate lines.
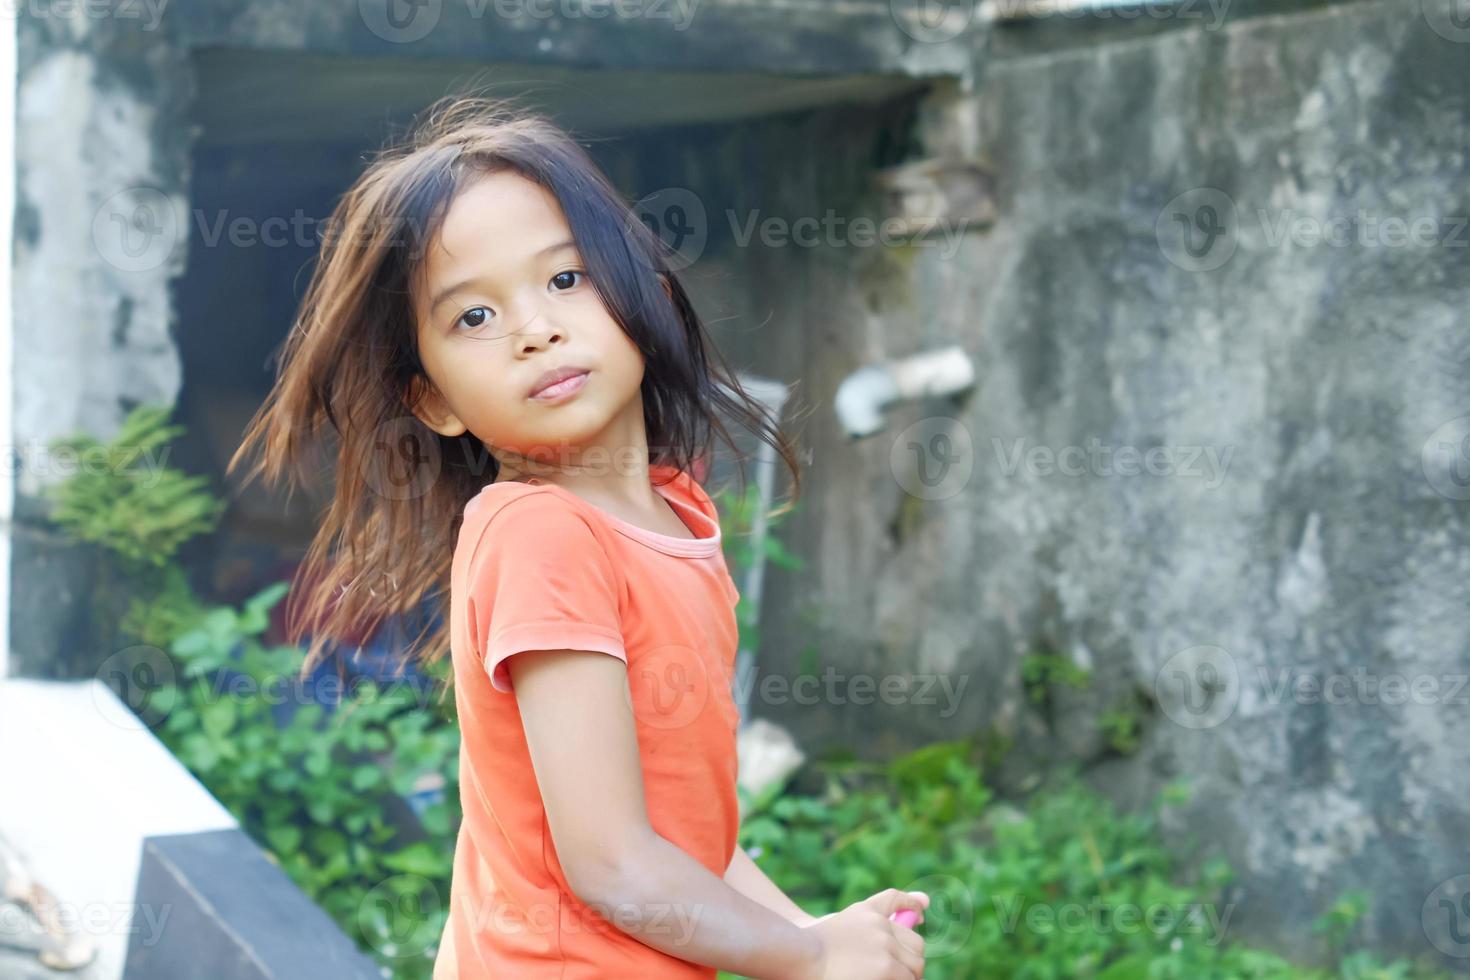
top-left (407, 169), bottom-right (648, 474)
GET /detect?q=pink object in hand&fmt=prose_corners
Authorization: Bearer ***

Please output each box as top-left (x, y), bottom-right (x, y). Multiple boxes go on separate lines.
top-left (890, 909), bottom-right (920, 928)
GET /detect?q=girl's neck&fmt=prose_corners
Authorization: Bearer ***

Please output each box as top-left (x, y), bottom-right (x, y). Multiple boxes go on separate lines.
top-left (493, 459), bottom-right (692, 540)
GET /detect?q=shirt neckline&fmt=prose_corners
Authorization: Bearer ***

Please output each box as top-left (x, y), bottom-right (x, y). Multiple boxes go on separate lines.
top-left (498, 465), bottom-right (723, 559)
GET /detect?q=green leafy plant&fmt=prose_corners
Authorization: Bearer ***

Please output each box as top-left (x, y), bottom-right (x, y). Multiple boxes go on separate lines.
top-left (149, 589), bottom-right (459, 972)
top-left (1099, 687), bottom-right (1157, 757)
top-left (46, 405), bottom-right (456, 979)
top-left (1020, 648), bottom-right (1094, 745)
top-left (44, 404), bottom-right (227, 568)
top-left (720, 748), bottom-right (1448, 980)
top-left (1021, 650), bottom-right (1093, 705)
top-left (1098, 708), bottom-right (1141, 755)
top-left (1313, 890), bottom-right (1372, 967)
top-left (42, 405), bottom-right (228, 660)
top-left (714, 482), bottom-right (803, 650)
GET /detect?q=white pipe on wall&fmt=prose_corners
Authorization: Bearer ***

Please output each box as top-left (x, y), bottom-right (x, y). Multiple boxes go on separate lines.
top-left (834, 345), bottom-right (976, 441)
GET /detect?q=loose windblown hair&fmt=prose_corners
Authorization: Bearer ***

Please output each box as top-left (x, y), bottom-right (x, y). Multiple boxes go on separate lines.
top-left (228, 93), bottom-right (805, 697)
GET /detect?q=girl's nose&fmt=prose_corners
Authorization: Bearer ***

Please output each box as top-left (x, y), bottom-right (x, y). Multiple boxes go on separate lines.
top-left (515, 310), bottom-right (565, 349)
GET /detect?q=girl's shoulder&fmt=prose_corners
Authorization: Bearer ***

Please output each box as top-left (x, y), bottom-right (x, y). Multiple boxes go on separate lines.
top-left (453, 482), bottom-right (631, 599)
top-left (460, 478), bottom-right (577, 536)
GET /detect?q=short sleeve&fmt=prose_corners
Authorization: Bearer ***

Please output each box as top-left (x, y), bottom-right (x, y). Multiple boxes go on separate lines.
top-left (466, 492), bottom-right (627, 694)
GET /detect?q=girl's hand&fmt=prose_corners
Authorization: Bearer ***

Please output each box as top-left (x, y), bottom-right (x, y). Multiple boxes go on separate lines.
top-left (793, 888), bottom-right (927, 980)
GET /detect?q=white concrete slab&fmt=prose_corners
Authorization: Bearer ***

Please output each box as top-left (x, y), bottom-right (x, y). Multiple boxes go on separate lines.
top-left (0, 677), bottom-right (238, 980)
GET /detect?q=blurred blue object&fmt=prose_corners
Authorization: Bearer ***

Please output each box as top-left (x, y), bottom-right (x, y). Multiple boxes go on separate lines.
top-left (277, 599), bottom-right (444, 724)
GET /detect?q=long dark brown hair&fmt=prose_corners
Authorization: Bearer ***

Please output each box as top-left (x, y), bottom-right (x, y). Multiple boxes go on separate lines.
top-left (227, 93), bottom-right (805, 696)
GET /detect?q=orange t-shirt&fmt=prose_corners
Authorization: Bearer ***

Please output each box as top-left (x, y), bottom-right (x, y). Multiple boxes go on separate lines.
top-left (434, 463), bottom-right (742, 979)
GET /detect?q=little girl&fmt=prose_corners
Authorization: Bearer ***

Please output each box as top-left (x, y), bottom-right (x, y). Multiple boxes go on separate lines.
top-left (230, 94), bottom-right (928, 979)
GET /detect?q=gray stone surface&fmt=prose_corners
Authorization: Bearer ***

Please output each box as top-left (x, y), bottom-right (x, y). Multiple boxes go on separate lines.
top-left (752, 0), bottom-right (1470, 966)
top-left (124, 830), bottom-right (385, 980)
top-left (170, 0), bottom-right (970, 80)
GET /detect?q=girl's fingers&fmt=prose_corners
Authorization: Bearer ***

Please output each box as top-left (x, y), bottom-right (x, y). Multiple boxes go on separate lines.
top-left (878, 888), bottom-right (929, 916)
top-left (893, 917), bottom-right (926, 953)
top-left (892, 933), bottom-right (925, 978)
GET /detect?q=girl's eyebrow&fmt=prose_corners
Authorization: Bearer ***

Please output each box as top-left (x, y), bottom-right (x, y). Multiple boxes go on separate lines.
top-left (429, 239), bottom-right (578, 313)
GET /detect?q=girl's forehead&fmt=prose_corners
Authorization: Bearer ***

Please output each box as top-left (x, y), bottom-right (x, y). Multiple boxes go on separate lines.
top-left (429, 181), bottom-right (570, 270)
top-left (444, 170), bottom-right (564, 231)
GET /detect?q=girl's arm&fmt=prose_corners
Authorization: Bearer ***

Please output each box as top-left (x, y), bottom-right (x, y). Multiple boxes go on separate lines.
top-left (508, 649), bottom-right (825, 979)
top-left (724, 845), bottom-right (817, 927)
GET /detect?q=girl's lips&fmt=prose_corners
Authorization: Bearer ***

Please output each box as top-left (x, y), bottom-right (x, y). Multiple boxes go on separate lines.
top-left (529, 370), bottom-right (589, 402)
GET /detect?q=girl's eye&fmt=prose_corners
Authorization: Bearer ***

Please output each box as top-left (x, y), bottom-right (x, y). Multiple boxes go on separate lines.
top-left (456, 306), bottom-right (492, 332)
top-left (453, 272), bottom-right (583, 332)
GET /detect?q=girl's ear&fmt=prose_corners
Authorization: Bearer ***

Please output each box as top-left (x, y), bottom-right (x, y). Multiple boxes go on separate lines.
top-left (405, 374), bottom-right (469, 438)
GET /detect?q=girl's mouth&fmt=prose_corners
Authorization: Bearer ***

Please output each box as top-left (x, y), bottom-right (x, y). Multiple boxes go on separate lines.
top-left (530, 370), bottom-right (590, 402)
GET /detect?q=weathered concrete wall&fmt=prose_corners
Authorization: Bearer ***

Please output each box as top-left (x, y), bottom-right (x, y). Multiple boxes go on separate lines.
top-left (754, 0), bottom-right (1470, 965)
top-left (9, 9), bottom-right (194, 676)
top-left (172, 0), bottom-right (969, 80)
